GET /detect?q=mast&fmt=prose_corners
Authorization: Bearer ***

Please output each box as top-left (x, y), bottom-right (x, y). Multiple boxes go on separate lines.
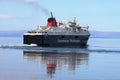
top-left (51, 12), bottom-right (53, 18)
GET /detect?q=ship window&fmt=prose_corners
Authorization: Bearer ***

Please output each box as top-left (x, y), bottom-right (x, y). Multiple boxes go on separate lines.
top-left (61, 36), bottom-right (65, 38)
top-left (75, 36), bottom-right (79, 38)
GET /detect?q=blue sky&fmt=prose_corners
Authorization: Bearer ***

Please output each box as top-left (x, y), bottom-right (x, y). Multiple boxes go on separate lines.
top-left (0, 0), bottom-right (120, 31)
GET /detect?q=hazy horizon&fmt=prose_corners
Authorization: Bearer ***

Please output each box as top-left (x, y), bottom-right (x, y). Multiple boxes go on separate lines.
top-left (0, 30), bottom-right (120, 38)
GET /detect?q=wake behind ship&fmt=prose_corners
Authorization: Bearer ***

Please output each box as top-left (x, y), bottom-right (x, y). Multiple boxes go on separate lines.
top-left (23, 12), bottom-right (90, 47)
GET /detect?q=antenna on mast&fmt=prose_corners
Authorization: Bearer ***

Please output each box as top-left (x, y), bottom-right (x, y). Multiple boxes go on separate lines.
top-left (74, 17), bottom-right (76, 23)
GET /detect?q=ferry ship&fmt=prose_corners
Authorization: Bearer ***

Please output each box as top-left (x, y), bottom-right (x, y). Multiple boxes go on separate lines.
top-left (23, 12), bottom-right (90, 47)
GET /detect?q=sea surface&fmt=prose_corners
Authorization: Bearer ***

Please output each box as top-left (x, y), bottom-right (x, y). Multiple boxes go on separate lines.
top-left (0, 37), bottom-right (120, 80)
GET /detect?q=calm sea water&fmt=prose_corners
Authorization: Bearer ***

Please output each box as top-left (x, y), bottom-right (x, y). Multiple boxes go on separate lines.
top-left (0, 37), bottom-right (120, 80)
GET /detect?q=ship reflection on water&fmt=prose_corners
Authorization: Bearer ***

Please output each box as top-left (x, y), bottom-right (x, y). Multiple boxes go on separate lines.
top-left (23, 50), bottom-right (89, 78)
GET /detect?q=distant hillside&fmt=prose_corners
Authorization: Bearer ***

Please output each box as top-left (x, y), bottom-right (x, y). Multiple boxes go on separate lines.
top-left (90, 31), bottom-right (120, 38)
top-left (0, 30), bottom-right (120, 38)
top-left (0, 30), bottom-right (26, 37)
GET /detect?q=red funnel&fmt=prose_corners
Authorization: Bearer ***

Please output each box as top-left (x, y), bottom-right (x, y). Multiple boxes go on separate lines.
top-left (47, 12), bottom-right (57, 27)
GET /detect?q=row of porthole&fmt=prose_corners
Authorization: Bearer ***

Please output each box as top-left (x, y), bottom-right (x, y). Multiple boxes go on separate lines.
top-left (61, 36), bottom-right (79, 38)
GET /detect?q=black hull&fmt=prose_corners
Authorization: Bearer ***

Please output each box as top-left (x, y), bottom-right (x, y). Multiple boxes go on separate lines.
top-left (23, 35), bottom-right (90, 47)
